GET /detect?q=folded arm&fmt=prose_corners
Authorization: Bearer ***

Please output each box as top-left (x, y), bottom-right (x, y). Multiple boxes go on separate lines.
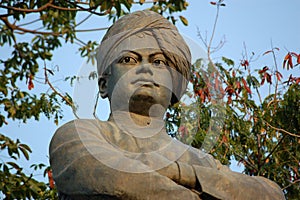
top-left (49, 120), bottom-right (200, 200)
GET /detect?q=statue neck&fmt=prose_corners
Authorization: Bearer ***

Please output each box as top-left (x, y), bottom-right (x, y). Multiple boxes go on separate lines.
top-left (108, 111), bottom-right (164, 127)
top-left (108, 111), bottom-right (167, 139)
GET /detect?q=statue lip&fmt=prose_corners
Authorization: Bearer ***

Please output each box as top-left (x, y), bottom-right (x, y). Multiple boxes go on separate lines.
top-left (131, 78), bottom-right (159, 87)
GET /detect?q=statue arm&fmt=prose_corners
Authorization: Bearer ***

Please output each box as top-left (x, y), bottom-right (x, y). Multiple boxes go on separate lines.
top-left (159, 148), bottom-right (285, 199)
top-left (192, 163), bottom-right (285, 200)
top-left (174, 150), bottom-right (285, 200)
top-left (49, 120), bottom-right (200, 200)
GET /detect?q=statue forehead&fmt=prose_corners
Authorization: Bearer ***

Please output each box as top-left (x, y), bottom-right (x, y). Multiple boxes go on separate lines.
top-left (109, 32), bottom-right (163, 59)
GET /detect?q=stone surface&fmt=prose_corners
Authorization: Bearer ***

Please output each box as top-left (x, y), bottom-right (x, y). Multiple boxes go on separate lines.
top-left (50, 10), bottom-right (285, 200)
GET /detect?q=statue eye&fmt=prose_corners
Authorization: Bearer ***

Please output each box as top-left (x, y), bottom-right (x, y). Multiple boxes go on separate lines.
top-left (153, 59), bottom-right (167, 67)
top-left (119, 56), bottom-right (137, 64)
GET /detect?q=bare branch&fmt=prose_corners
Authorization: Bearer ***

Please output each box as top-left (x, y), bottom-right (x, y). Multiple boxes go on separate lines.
top-left (0, 0), bottom-right (109, 18)
top-left (1, 16), bottom-right (62, 36)
top-left (0, 0), bottom-right (54, 13)
top-left (207, 3), bottom-right (220, 58)
top-left (264, 120), bottom-right (300, 138)
top-left (263, 134), bottom-right (287, 166)
top-left (66, 0), bottom-right (109, 16)
top-left (44, 66), bottom-right (79, 119)
top-left (75, 27), bottom-right (109, 32)
top-left (76, 13), bottom-right (93, 27)
top-left (281, 179), bottom-right (300, 190)
top-left (17, 18), bottom-right (40, 27)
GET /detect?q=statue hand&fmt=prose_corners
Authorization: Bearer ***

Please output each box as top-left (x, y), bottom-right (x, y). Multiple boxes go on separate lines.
top-left (157, 161), bottom-right (197, 189)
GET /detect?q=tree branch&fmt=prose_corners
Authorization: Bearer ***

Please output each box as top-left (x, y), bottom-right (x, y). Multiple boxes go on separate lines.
top-left (263, 134), bottom-right (286, 165)
top-left (281, 179), bottom-right (300, 191)
top-left (0, 0), bottom-right (54, 13)
top-left (264, 120), bottom-right (300, 138)
top-left (44, 66), bottom-right (79, 119)
top-left (1, 16), bottom-right (62, 36)
top-left (0, 0), bottom-right (109, 18)
top-left (75, 27), bottom-right (109, 32)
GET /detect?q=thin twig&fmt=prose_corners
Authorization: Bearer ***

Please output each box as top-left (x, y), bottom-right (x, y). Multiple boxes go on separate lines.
top-left (76, 13), bottom-right (93, 27)
top-left (281, 179), bottom-right (300, 190)
top-left (263, 134), bottom-right (287, 165)
top-left (17, 18), bottom-right (40, 27)
top-left (264, 120), bottom-right (300, 138)
top-left (270, 40), bottom-right (279, 109)
top-left (1, 16), bottom-right (63, 36)
top-left (44, 65), bottom-right (79, 119)
top-left (75, 27), bottom-right (109, 32)
top-left (207, 3), bottom-right (220, 59)
top-left (234, 152), bottom-right (258, 172)
top-left (0, 0), bottom-right (54, 13)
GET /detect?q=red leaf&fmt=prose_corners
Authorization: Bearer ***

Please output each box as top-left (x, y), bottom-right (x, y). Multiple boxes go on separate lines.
top-left (296, 78), bottom-right (300, 85)
top-left (236, 81), bottom-right (241, 90)
top-left (263, 50), bottom-right (273, 56)
top-left (47, 169), bottom-right (55, 189)
top-left (288, 55), bottom-right (293, 69)
top-left (27, 75), bottom-right (34, 90)
top-left (214, 76), bottom-right (219, 90)
top-left (210, 1), bottom-right (217, 5)
top-left (297, 54), bottom-right (300, 65)
top-left (227, 96), bottom-right (232, 104)
top-left (241, 60), bottom-right (249, 69)
top-left (221, 135), bottom-right (228, 143)
top-left (232, 70), bottom-right (236, 77)
top-left (242, 78), bottom-right (251, 94)
top-left (259, 66), bottom-right (269, 74)
top-left (290, 52), bottom-right (298, 57)
top-left (275, 71), bottom-right (283, 81)
top-left (261, 77), bottom-right (265, 85)
top-left (225, 86), bottom-right (234, 96)
top-left (266, 73), bottom-right (272, 84)
top-left (283, 53), bottom-right (291, 69)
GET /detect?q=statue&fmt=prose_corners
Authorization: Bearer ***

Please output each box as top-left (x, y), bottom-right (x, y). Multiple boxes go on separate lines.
top-left (49, 10), bottom-right (285, 199)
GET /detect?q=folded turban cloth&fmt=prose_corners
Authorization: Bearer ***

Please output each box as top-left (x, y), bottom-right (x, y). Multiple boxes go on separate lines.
top-left (96, 10), bottom-right (191, 104)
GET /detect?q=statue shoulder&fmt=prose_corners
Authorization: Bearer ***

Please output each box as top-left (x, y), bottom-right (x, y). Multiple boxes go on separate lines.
top-left (49, 119), bottom-right (115, 151)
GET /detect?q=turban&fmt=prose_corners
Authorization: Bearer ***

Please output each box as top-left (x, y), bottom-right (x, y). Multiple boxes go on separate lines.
top-left (96, 10), bottom-right (191, 103)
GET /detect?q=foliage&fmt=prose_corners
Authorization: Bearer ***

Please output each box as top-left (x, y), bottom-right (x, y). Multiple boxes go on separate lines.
top-left (170, 49), bottom-right (300, 199)
top-left (0, 134), bottom-right (57, 199)
top-left (167, 2), bottom-right (300, 198)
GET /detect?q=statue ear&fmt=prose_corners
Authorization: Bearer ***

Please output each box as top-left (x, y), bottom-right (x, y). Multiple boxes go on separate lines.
top-left (98, 77), bottom-right (108, 98)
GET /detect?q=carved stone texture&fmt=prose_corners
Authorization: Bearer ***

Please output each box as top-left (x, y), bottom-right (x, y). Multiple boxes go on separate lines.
top-left (49, 10), bottom-right (285, 200)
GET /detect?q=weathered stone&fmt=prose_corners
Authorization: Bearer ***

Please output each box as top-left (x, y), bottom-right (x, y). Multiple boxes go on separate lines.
top-left (50, 10), bottom-right (285, 200)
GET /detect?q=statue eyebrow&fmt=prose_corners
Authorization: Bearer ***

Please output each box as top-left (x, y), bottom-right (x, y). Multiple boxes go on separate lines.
top-left (116, 50), bottom-right (166, 63)
top-left (149, 52), bottom-right (165, 58)
top-left (115, 50), bottom-right (140, 62)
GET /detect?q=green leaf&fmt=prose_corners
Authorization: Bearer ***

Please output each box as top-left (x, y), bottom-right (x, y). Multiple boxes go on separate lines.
top-left (121, 0), bottom-right (132, 11)
top-left (6, 161), bottom-right (21, 171)
top-left (222, 57), bottom-right (234, 66)
top-left (179, 15), bottom-right (188, 26)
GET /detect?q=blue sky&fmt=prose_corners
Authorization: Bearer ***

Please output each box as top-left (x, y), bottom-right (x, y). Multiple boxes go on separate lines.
top-left (1, 0), bottom-right (300, 182)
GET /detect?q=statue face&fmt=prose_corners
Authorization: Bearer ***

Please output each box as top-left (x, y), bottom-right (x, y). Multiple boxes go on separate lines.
top-left (104, 33), bottom-right (177, 116)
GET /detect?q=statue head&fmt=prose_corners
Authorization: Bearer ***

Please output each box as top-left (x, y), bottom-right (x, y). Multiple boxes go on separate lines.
top-left (96, 10), bottom-right (191, 116)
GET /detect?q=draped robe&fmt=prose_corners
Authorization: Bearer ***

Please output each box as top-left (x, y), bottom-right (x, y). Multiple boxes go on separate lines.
top-left (50, 116), bottom-right (285, 200)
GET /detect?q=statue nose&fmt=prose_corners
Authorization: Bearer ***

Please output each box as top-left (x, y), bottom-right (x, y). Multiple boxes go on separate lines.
top-left (135, 63), bottom-right (153, 75)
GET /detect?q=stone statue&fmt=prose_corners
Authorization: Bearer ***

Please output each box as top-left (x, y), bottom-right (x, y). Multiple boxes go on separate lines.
top-left (49, 10), bottom-right (285, 200)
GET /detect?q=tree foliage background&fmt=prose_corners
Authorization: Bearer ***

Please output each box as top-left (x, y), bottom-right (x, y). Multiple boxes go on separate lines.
top-left (0, 0), bottom-right (299, 199)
